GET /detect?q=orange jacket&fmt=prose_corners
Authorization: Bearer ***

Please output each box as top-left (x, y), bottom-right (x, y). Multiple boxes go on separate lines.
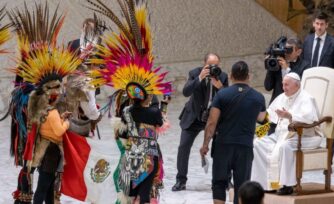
top-left (40, 109), bottom-right (69, 144)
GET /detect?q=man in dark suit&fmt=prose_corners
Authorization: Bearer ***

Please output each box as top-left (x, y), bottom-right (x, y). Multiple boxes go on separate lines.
top-left (302, 11), bottom-right (334, 68)
top-left (265, 37), bottom-right (309, 104)
top-left (172, 53), bottom-right (228, 191)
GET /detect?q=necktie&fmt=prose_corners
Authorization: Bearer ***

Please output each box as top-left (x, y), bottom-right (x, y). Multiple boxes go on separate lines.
top-left (312, 37), bottom-right (321, 67)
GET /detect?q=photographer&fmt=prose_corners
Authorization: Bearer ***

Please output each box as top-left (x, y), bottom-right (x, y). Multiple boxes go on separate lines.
top-left (264, 37), bottom-right (309, 104)
top-left (172, 53), bottom-right (228, 191)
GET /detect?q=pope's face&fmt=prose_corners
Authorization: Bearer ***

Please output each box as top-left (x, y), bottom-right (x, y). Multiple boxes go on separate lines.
top-left (282, 77), bottom-right (299, 97)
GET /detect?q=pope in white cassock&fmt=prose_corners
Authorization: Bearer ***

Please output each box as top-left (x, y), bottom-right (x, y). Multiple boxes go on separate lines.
top-left (251, 72), bottom-right (322, 195)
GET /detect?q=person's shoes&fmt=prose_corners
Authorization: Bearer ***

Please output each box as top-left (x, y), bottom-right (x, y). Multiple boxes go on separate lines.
top-left (172, 181), bottom-right (186, 191)
top-left (276, 186), bottom-right (294, 195)
top-left (264, 189), bottom-right (277, 194)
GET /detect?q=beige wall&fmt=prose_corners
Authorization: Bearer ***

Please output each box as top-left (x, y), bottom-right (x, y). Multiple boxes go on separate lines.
top-left (0, 0), bottom-right (295, 111)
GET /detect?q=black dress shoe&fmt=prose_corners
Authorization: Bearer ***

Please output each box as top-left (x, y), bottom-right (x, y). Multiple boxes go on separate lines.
top-left (172, 181), bottom-right (186, 191)
top-left (264, 189), bottom-right (277, 194)
top-left (276, 186), bottom-right (294, 195)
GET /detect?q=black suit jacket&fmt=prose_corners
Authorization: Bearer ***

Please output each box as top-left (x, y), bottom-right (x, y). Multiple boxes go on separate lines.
top-left (302, 33), bottom-right (334, 68)
top-left (179, 67), bottom-right (228, 130)
top-left (264, 57), bottom-right (309, 104)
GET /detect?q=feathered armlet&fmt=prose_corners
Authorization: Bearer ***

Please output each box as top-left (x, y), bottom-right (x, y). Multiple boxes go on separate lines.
top-left (156, 114), bottom-right (171, 135)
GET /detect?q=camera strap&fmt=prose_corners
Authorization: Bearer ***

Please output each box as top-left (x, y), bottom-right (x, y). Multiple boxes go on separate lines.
top-left (206, 78), bottom-right (213, 109)
top-left (223, 86), bottom-right (251, 120)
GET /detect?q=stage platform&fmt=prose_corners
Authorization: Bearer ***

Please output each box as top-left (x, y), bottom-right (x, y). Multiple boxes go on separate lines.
top-left (229, 183), bottom-right (334, 204)
top-left (264, 183), bottom-right (334, 204)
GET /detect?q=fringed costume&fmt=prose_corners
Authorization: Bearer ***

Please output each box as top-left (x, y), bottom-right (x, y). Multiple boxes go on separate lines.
top-left (6, 3), bottom-right (81, 203)
top-left (85, 1), bottom-right (172, 203)
top-left (65, 16), bottom-right (109, 136)
top-left (15, 43), bottom-right (81, 204)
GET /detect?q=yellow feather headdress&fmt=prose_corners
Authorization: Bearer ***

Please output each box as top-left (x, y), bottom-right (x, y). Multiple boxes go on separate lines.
top-left (8, 2), bottom-right (66, 66)
top-left (86, 0), bottom-right (171, 99)
top-left (12, 42), bottom-right (82, 87)
top-left (8, 2), bottom-right (77, 87)
top-left (0, 6), bottom-right (11, 53)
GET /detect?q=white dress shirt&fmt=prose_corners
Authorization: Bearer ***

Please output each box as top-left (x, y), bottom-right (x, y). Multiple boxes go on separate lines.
top-left (311, 32), bottom-right (327, 67)
top-left (80, 90), bottom-right (100, 120)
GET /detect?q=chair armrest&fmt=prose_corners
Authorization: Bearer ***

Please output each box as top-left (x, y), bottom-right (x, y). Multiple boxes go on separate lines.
top-left (288, 116), bottom-right (332, 131)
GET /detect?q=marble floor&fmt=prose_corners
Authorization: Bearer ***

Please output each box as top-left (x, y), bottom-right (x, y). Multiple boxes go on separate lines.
top-left (0, 96), bottom-right (333, 204)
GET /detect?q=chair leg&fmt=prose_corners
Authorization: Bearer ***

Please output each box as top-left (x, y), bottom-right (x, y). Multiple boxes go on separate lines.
top-left (325, 138), bottom-right (333, 191)
top-left (295, 129), bottom-right (303, 194)
top-left (296, 149), bottom-right (303, 194)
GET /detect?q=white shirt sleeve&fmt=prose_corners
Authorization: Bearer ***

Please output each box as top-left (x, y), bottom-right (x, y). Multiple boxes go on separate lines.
top-left (79, 90), bottom-right (100, 120)
top-left (281, 67), bottom-right (291, 78)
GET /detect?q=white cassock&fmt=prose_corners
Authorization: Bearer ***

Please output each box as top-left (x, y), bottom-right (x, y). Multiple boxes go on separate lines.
top-left (251, 89), bottom-right (322, 190)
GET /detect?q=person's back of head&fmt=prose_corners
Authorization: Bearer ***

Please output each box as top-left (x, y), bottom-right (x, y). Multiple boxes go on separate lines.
top-left (238, 181), bottom-right (264, 204)
top-left (231, 60), bottom-right (249, 82)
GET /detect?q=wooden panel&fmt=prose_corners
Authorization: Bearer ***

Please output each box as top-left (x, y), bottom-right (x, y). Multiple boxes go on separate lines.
top-left (256, 0), bottom-right (307, 33)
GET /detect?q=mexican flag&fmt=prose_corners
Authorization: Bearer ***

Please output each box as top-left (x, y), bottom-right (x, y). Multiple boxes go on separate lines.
top-left (61, 131), bottom-right (117, 204)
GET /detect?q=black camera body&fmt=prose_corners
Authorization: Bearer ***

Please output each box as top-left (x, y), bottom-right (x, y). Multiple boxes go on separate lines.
top-left (208, 64), bottom-right (222, 78)
top-left (264, 36), bottom-right (288, 72)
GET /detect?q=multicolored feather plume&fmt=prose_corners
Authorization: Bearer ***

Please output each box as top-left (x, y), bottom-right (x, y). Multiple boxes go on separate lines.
top-left (12, 42), bottom-right (82, 86)
top-left (7, 2), bottom-right (65, 48)
top-left (86, 0), bottom-right (170, 96)
top-left (0, 6), bottom-right (11, 53)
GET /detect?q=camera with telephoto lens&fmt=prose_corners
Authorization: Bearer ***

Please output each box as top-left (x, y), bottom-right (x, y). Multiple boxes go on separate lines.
top-left (208, 64), bottom-right (222, 78)
top-left (264, 36), bottom-right (293, 72)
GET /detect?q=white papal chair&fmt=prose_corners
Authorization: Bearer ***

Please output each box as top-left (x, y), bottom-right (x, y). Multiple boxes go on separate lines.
top-left (288, 67), bottom-right (334, 195)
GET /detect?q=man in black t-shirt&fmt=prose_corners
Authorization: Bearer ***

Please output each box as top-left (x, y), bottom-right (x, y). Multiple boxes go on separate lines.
top-left (200, 61), bottom-right (266, 204)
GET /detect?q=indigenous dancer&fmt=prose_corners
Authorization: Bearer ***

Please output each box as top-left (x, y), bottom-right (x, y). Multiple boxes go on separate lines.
top-left (85, 1), bottom-right (172, 203)
top-left (66, 16), bottom-right (108, 135)
top-left (13, 42), bottom-right (81, 204)
top-left (7, 3), bottom-right (67, 204)
top-left (110, 90), bottom-right (170, 204)
top-left (61, 73), bottom-right (102, 137)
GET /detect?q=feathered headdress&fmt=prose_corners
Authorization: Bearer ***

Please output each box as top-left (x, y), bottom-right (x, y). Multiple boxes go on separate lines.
top-left (5, 2), bottom-right (75, 166)
top-left (8, 2), bottom-right (65, 50)
top-left (0, 6), bottom-right (11, 53)
top-left (13, 43), bottom-right (82, 87)
top-left (7, 2), bottom-right (78, 87)
top-left (85, 0), bottom-right (171, 100)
